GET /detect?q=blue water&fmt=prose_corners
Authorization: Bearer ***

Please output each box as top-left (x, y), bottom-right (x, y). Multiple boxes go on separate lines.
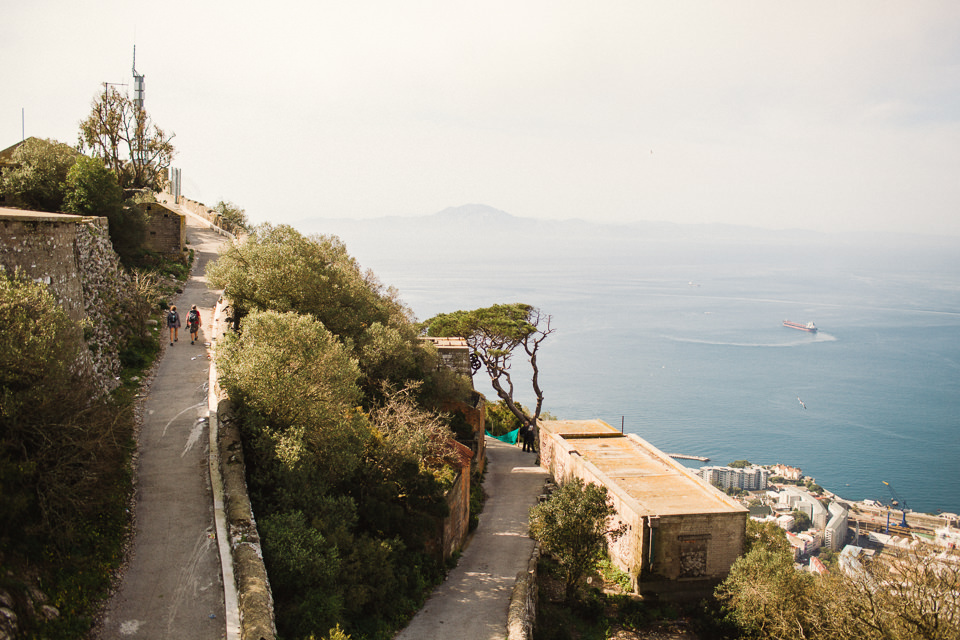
top-left (328, 228), bottom-right (960, 515)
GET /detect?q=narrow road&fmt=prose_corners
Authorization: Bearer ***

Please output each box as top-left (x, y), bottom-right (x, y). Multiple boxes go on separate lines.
top-left (395, 438), bottom-right (548, 640)
top-left (98, 215), bottom-right (229, 639)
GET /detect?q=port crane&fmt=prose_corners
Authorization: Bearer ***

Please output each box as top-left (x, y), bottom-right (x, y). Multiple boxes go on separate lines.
top-left (882, 480), bottom-right (910, 531)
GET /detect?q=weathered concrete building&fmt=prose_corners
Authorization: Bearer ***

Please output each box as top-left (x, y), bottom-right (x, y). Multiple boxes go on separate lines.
top-left (138, 201), bottom-right (185, 255)
top-left (421, 336), bottom-right (473, 378)
top-left (538, 419), bottom-right (748, 598)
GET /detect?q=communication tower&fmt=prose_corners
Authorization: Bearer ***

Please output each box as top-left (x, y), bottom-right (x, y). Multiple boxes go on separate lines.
top-left (132, 46), bottom-right (145, 109)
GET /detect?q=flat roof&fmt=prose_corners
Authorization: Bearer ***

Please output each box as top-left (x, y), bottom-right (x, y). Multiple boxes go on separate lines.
top-left (0, 208), bottom-right (83, 222)
top-left (422, 336), bottom-right (469, 349)
top-left (540, 419), bottom-right (747, 516)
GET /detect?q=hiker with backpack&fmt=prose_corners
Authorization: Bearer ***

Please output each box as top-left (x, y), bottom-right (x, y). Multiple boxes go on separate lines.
top-left (167, 305), bottom-right (181, 345)
top-left (187, 305), bottom-right (202, 345)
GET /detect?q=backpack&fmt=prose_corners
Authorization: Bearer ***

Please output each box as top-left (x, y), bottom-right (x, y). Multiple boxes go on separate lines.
top-left (167, 310), bottom-right (177, 325)
top-left (188, 309), bottom-right (199, 324)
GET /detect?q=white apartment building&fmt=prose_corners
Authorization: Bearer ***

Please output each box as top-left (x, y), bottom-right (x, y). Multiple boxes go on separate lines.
top-left (824, 501), bottom-right (849, 551)
top-left (697, 465), bottom-right (770, 491)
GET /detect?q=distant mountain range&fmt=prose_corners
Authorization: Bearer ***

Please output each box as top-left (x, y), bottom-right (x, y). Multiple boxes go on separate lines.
top-left (290, 204), bottom-right (958, 271)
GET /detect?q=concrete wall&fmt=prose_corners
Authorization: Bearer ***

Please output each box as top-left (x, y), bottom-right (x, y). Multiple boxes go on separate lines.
top-left (0, 210), bottom-right (124, 394)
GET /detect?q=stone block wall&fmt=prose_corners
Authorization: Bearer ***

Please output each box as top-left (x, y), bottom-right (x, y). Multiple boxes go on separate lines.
top-left (440, 462), bottom-right (471, 560)
top-left (0, 211), bottom-right (124, 394)
top-left (652, 512), bottom-right (746, 583)
top-left (0, 212), bottom-right (86, 322)
top-left (75, 216), bottom-right (125, 392)
top-left (140, 202), bottom-right (185, 255)
top-left (539, 432), bottom-right (647, 585)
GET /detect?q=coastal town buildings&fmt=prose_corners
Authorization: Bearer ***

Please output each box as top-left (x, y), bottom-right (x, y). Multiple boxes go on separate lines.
top-left (778, 486), bottom-right (829, 529)
top-left (696, 464), bottom-right (770, 491)
top-left (770, 463), bottom-right (802, 481)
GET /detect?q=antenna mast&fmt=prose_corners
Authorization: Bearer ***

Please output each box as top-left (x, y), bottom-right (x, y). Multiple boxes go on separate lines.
top-left (132, 45), bottom-right (145, 109)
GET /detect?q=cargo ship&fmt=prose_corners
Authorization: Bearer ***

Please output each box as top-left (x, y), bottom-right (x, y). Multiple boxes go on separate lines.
top-left (783, 320), bottom-right (817, 333)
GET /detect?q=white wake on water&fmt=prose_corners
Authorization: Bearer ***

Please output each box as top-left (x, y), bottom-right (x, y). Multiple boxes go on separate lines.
top-left (665, 332), bottom-right (838, 347)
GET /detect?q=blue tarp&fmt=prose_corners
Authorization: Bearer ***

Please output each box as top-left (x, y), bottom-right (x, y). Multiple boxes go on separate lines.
top-left (486, 428), bottom-right (520, 444)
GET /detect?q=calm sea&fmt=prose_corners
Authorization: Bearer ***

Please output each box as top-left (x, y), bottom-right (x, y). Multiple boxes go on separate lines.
top-left (313, 220), bottom-right (960, 516)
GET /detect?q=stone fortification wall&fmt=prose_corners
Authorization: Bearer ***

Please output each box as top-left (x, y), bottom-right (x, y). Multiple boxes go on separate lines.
top-left (170, 194), bottom-right (217, 225)
top-left (0, 211), bottom-right (86, 322)
top-left (438, 449), bottom-right (472, 560)
top-left (0, 210), bottom-right (124, 394)
top-left (157, 193), bottom-right (237, 241)
top-left (507, 545), bottom-right (540, 640)
top-left (75, 216), bottom-right (125, 392)
top-left (139, 202), bottom-right (185, 255)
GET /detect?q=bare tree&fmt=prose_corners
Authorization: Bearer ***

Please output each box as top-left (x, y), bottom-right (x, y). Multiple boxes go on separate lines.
top-left (79, 85), bottom-right (175, 190)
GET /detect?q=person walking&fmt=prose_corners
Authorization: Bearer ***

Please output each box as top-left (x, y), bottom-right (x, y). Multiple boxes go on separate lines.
top-left (186, 305), bottom-right (202, 345)
top-left (166, 305), bottom-right (181, 346)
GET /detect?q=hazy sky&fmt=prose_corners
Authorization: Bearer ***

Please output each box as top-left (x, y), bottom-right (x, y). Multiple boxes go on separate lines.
top-left (4, 1), bottom-right (959, 235)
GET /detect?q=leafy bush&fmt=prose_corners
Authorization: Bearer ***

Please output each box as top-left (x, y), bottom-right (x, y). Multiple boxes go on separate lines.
top-left (210, 228), bottom-right (481, 638)
top-left (485, 399), bottom-right (524, 436)
top-left (0, 270), bottom-right (134, 637)
top-left (529, 478), bottom-right (628, 602)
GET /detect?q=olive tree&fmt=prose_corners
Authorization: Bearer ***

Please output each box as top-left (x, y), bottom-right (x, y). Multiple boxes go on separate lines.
top-left (215, 309), bottom-right (367, 486)
top-left (529, 477), bottom-right (627, 601)
top-left (207, 224), bottom-right (404, 344)
top-left (0, 137), bottom-right (78, 211)
top-left (423, 303), bottom-right (553, 432)
top-left (207, 224), bottom-right (432, 404)
top-left (213, 200), bottom-right (250, 234)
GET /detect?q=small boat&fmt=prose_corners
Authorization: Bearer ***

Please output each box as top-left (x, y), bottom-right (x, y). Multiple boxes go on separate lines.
top-left (783, 320), bottom-right (817, 333)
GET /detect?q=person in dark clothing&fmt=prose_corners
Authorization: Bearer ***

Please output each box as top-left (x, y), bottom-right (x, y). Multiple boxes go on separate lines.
top-left (522, 425), bottom-right (536, 452)
top-left (186, 305), bottom-right (202, 345)
top-left (167, 305), bottom-right (181, 346)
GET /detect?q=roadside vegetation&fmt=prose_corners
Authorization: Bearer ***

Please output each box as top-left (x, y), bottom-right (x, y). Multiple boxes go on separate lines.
top-left (531, 509), bottom-right (960, 640)
top-left (0, 90), bottom-right (194, 637)
top-left (207, 223), bottom-right (477, 639)
top-left (0, 255), bottom-right (185, 639)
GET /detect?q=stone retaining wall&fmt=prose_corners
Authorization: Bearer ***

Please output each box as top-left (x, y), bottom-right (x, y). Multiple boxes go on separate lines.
top-left (0, 210), bottom-right (125, 395)
top-left (208, 299), bottom-right (276, 640)
top-left (507, 545), bottom-right (540, 640)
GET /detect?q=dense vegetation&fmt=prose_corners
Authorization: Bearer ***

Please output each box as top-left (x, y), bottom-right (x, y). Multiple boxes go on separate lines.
top-left (0, 261), bottom-right (174, 638)
top-left (207, 224), bottom-right (475, 639)
top-left (0, 137), bottom-right (173, 267)
top-left (0, 118), bottom-right (188, 638)
top-left (714, 520), bottom-right (960, 640)
top-left (529, 479), bottom-right (628, 602)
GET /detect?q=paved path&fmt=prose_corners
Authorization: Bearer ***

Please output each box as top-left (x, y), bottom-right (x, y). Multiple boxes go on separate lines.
top-left (99, 215), bottom-right (230, 640)
top-left (395, 438), bottom-right (548, 640)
